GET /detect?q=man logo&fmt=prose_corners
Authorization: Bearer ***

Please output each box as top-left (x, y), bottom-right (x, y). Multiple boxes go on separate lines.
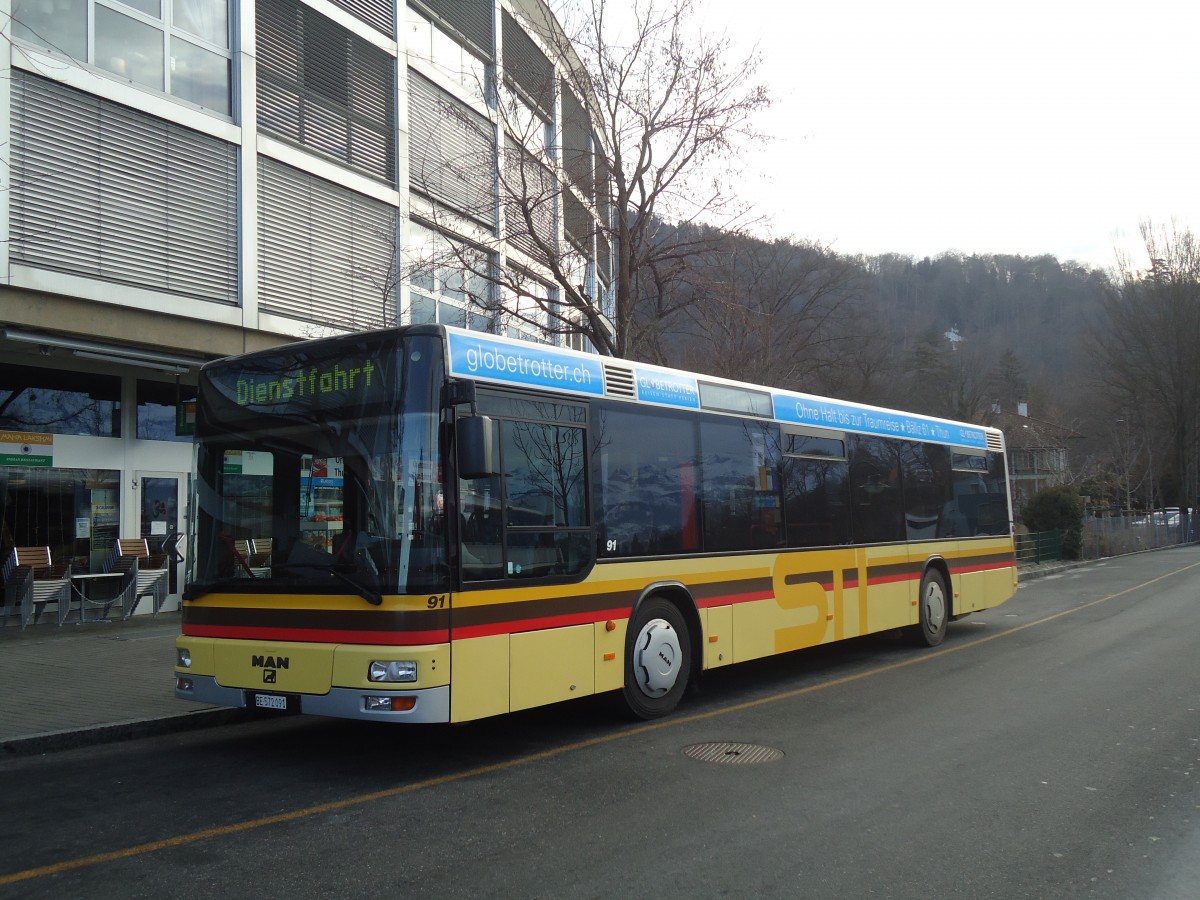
top-left (252, 655), bottom-right (288, 685)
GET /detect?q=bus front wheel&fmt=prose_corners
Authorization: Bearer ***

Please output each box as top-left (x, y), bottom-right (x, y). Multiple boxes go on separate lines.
top-left (911, 568), bottom-right (949, 647)
top-left (623, 596), bottom-right (691, 720)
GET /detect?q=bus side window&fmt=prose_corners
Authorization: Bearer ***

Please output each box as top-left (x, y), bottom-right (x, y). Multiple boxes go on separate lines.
top-left (459, 414), bottom-right (590, 581)
top-left (593, 405), bottom-right (699, 557)
top-left (461, 477), bottom-right (503, 580)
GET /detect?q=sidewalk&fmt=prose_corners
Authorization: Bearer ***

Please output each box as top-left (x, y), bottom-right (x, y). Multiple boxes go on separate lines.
top-left (0, 612), bottom-right (248, 757)
top-left (0, 560), bottom-right (1081, 757)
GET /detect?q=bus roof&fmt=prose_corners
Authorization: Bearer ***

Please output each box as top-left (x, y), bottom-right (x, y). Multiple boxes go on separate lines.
top-left (442, 326), bottom-right (1002, 452)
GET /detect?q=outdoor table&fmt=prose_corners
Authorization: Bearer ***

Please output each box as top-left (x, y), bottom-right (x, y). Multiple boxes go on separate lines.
top-left (69, 572), bottom-right (125, 624)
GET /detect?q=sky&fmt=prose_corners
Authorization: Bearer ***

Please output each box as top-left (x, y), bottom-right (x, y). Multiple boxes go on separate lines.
top-left (713, 0), bottom-right (1200, 270)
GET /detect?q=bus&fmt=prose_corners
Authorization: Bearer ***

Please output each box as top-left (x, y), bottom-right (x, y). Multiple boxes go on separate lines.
top-left (175, 324), bottom-right (1016, 722)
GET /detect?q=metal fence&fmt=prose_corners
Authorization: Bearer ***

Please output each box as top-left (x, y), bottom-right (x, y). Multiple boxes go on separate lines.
top-left (1015, 530), bottom-right (1065, 564)
top-left (1017, 515), bottom-right (1194, 565)
top-left (1081, 514), bottom-right (1195, 560)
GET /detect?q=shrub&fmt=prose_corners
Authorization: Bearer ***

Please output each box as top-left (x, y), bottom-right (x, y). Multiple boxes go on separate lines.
top-left (1022, 485), bottom-right (1084, 559)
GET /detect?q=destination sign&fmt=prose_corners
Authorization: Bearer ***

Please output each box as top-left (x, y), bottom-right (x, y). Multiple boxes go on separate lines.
top-left (206, 355), bottom-right (388, 415)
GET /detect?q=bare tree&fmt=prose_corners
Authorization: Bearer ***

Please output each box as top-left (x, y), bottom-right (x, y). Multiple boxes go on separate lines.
top-left (676, 235), bottom-right (863, 390)
top-left (406, 0), bottom-right (769, 358)
top-left (1094, 220), bottom-right (1200, 517)
top-left (558, 0), bottom-right (769, 357)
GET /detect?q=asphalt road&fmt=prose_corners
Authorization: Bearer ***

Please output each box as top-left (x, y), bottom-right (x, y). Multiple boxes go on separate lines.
top-left (2, 547), bottom-right (1198, 899)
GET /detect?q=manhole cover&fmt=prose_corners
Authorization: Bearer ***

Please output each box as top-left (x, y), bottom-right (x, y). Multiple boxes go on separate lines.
top-left (682, 742), bottom-right (784, 765)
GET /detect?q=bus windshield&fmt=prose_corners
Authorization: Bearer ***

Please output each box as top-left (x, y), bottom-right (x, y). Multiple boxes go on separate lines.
top-left (187, 330), bottom-right (447, 598)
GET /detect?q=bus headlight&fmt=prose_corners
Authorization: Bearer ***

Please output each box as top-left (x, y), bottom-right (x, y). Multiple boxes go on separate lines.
top-left (177, 648), bottom-right (192, 668)
top-left (369, 660), bottom-right (418, 683)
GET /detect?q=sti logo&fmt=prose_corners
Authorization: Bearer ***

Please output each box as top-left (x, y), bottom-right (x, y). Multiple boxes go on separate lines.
top-left (252, 655), bottom-right (289, 683)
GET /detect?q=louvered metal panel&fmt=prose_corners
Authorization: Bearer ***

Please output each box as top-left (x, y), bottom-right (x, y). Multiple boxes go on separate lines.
top-left (603, 364), bottom-right (636, 399)
top-left (10, 71), bottom-right (237, 303)
top-left (563, 190), bottom-right (590, 252)
top-left (258, 157), bottom-right (396, 330)
top-left (329, 0), bottom-right (394, 37)
top-left (419, 0), bottom-right (494, 60)
top-left (408, 70), bottom-right (496, 225)
top-left (503, 136), bottom-right (555, 262)
top-left (561, 87), bottom-right (591, 196)
top-left (257, 0), bottom-right (396, 182)
top-left (597, 231), bottom-right (612, 289)
top-left (502, 11), bottom-right (553, 119)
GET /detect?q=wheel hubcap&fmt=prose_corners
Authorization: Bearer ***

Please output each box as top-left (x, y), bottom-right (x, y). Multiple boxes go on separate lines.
top-left (924, 582), bottom-right (946, 631)
top-left (632, 618), bottom-right (681, 697)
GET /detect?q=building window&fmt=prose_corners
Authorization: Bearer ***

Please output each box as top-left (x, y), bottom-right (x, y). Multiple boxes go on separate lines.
top-left (0, 363), bottom-right (121, 438)
top-left (408, 70), bottom-right (497, 226)
top-left (10, 72), bottom-right (239, 304)
top-left (406, 7), bottom-right (489, 102)
top-left (12, 0), bottom-right (232, 116)
top-left (501, 270), bottom-right (551, 343)
top-left (501, 11), bottom-right (553, 121)
top-left (329, 0), bottom-right (395, 37)
top-left (137, 380), bottom-right (198, 442)
top-left (503, 137), bottom-right (556, 263)
top-left (416, 0), bottom-right (494, 63)
top-left (0, 467), bottom-right (122, 575)
top-left (258, 157), bottom-right (398, 331)
top-left (502, 84), bottom-right (550, 158)
top-left (407, 222), bottom-right (494, 331)
top-left (257, 0), bottom-right (396, 182)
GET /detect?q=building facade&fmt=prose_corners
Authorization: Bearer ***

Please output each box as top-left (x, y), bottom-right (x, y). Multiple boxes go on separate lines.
top-left (993, 411), bottom-right (1079, 517)
top-left (1, 0), bottom-right (611, 610)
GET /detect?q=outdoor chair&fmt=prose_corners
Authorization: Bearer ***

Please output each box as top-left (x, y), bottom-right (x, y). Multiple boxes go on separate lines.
top-left (248, 538), bottom-right (273, 577)
top-left (105, 538), bottom-right (169, 618)
top-left (1, 550), bottom-right (34, 629)
top-left (2, 547), bottom-right (72, 628)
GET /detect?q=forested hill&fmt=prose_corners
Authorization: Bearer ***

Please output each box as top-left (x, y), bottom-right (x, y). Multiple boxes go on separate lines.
top-left (851, 251), bottom-right (1111, 418)
top-left (862, 252), bottom-right (1109, 381)
top-left (653, 236), bottom-right (1113, 430)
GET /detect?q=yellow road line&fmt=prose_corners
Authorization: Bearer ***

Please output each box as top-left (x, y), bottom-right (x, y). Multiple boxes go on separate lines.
top-left (4, 558), bottom-right (1197, 887)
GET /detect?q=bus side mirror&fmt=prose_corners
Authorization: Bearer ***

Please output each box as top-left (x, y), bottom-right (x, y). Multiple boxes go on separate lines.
top-left (457, 415), bottom-right (498, 479)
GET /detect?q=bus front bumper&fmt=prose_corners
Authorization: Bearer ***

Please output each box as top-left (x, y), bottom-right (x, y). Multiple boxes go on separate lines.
top-left (175, 674), bottom-right (451, 723)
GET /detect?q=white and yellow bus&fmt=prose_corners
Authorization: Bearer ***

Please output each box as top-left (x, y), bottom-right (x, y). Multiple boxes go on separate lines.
top-left (175, 325), bottom-right (1016, 722)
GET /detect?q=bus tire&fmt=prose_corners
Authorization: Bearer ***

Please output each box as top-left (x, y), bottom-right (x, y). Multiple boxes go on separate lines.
top-left (623, 596), bottom-right (692, 720)
top-left (912, 568), bottom-right (949, 647)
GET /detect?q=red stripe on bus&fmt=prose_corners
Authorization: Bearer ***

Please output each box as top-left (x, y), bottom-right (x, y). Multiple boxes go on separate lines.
top-left (867, 571), bottom-right (921, 586)
top-left (695, 589), bottom-right (775, 609)
top-left (452, 606), bottom-right (632, 639)
top-left (950, 560), bottom-right (1016, 575)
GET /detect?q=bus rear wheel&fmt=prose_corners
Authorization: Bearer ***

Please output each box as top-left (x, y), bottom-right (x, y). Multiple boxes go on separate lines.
top-left (911, 568), bottom-right (949, 647)
top-left (623, 596), bottom-right (691, 720)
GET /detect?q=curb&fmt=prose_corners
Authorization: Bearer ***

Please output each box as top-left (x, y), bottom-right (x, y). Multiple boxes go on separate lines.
top-left (0, 707), bottom-right (258, 758)
top-left (1017, 561), bottom-right (1089, 582)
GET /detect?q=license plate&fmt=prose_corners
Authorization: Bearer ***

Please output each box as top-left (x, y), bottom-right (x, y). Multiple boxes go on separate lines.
top-left (251, 693), bottom-right (290, 711)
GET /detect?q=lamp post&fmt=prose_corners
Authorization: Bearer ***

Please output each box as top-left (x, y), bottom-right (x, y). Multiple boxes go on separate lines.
top-left (1116, 418), bottom-right (1131, 513)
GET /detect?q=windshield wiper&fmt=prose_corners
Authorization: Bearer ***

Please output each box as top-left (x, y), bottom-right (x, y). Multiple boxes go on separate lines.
top-left (329, 567), bottom-right (383, 606)
top-left (183, 577), bottom-right (254, 602)
top-left (276, 562), bottom-right (382, 606)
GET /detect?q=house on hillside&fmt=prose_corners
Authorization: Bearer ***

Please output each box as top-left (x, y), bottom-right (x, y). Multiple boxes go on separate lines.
top-left (993, 407), bottom-right (1082, 515)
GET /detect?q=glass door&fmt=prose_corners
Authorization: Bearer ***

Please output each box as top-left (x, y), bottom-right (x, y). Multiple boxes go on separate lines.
top-left (136, 471), bottom-right (186, 596)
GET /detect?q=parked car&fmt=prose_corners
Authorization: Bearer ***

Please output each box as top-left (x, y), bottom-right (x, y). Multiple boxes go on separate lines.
top-left (1132, 507), bottom-right (1189, 527)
